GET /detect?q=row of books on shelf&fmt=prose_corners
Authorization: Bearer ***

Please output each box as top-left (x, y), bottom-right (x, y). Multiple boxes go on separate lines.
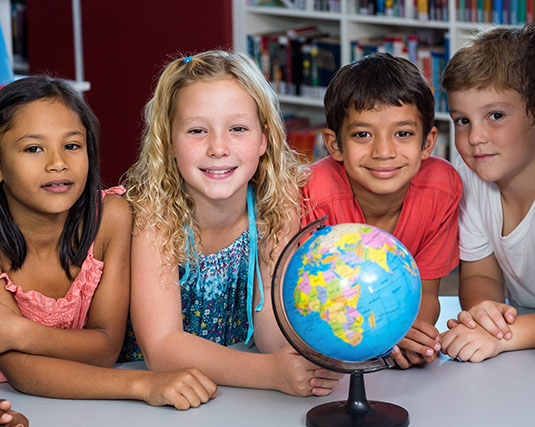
top-left (247, 26), bottom-right (341, 100)
top-left (355, 0), bottom-right (450, 20)
top-left (248, 26), bottom-right (449, 113)
top-left (351, 30), bottom-right (449, 112)
top-left (247, 0), bottom-right (341, 11)
top-left (283, 116), bottom-right (451, 162)
top-left (457, 0), bottom-right (535, 24)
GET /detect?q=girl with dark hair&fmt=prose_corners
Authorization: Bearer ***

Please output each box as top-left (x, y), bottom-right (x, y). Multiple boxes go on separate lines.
top-left (0, 76), bottom-right (216, 409)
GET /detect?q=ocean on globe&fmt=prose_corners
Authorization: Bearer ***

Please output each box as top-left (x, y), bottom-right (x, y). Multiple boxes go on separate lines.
top-left (280, 222), bottom-right (421, 366)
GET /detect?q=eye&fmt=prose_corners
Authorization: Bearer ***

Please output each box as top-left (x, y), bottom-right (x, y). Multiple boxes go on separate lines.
top-left (24, 145), bottom-right (43, 153)
top-left (230, 126), bottom-right (248, 133)
top-left (453, 117), bottom-right (469, 127)
top-left (65, 143), bottom-right (81, 150)
top-left (396, 130), bottom-right (413, 138)
top-left (489, 112), bottom-right (504, 121)
top-left (187, 128), bottom-right (206, 135)
top-left (352, 131), bottom-right (371, 138)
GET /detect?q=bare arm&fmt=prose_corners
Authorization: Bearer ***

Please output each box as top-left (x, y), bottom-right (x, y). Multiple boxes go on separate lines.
top-left (0, 195), bottom-right (132, 367)
top-left (0, 351), bottom-right (216, 409)
top-left (130, 226), bottom-right (340, 397)
top-left (457, 256), bottom-right (517, 339)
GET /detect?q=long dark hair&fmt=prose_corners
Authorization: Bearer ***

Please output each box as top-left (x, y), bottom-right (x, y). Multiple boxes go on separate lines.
top-left (0, 76), bottom-right (101, 278)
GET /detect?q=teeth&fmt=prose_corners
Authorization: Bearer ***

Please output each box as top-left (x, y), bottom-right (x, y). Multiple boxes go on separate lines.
top-left (205, 168), bottom-right (233, 174)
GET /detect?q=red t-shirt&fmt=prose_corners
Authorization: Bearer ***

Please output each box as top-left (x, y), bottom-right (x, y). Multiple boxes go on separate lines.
top-left (301, 156), bottom-right (462, 280)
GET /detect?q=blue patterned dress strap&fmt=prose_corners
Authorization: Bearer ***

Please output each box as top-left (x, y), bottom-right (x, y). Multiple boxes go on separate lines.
top-left (246, 183), bottom-right (264, 343)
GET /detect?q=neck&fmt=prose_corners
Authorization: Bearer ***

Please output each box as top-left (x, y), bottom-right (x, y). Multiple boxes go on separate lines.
top-left (351, 183), bottom-right (408, 234)
top-left (193, 190), bottom-right (249, 255)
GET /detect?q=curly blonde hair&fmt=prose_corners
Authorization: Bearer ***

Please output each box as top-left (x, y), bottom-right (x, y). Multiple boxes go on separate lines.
top-left (123, 50), bottom-right (308, 268)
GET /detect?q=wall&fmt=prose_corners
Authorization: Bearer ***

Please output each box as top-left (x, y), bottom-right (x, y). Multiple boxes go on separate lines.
top-left (27, 0), bottom-right (232, 186)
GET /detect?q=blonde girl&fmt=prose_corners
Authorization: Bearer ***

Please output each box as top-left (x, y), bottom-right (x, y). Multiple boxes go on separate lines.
top-left (124, 50), bottom-right (342, 396)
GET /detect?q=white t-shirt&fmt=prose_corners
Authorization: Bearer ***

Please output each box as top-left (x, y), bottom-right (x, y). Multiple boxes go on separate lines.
top-left (455, 158), bottom-right (535, 311)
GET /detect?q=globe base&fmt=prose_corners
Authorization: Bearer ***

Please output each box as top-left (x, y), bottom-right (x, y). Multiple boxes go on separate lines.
top-left (306, 400), bottom-right (409, 427)
top-left (306, 370), bottom-right (409, 427)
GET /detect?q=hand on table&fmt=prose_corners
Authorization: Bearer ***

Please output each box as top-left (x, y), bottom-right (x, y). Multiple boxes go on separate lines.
top-left (140, 368), bottom-right (217, 410)
top-left (0, 400), bottom-right (29, 427)
top-left (391, 318), bottom-right (441, 369)
top-left (441, 319), bottom-right (502, 362)
top-left (455, 300), bottom-right (516, 341)
top-left (272, 345), bottom-right (344, 397)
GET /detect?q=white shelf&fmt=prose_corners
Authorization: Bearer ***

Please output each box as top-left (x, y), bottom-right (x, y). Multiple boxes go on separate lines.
top-left (1, 0), bottom-right (90, 92)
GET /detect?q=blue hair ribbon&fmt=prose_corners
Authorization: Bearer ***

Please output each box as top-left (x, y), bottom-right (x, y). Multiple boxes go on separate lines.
top-left (184, 56), bottom-right (193, 64)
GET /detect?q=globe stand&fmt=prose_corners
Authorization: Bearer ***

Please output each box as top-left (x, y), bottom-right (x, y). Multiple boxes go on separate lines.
top-left (306, 370), bottom-right (409, 427)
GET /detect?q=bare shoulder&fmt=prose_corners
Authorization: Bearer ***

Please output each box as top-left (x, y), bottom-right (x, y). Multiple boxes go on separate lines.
top-left (97, 193), bottom-right (133, 252)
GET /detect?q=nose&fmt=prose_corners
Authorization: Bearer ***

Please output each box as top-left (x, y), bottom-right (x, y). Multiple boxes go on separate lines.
top-left (206, 132), bottom-right (230, 158)
top-left (467, 123), bottom-right (489, 146)
top-left (371, 136), bottom-right (396, 159)
top-left (45, 148), bottom-right (68, 172)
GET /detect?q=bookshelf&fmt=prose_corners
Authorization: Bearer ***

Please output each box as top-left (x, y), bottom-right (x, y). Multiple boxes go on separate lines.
top-left (0, 0), bottom-right (90, 91)
top-left (232, 0), bottom-right (522, 160)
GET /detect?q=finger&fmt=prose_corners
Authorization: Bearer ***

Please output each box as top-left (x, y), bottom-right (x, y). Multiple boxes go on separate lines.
top-left (477, 314), bottom-right (508, 340)
top-left (457, 310), bottom-right (476, 328)
top-left (0, 400), bottom-right (11, 411)
top-left (398, 334), bottom-right (440, 357)
top-left (404, 349), bottom-right (427, 365)
top-left (404, 327), bottom-right (441, 350)
top-left (501, 305), bottom-right (517, 327)
top-left (189, 370), bottom-right (218, 400)
top-left (0, 412), bottom-right (14, 424)
top-left (312, 369), bottom-right (345, 380)
top-left (391, 345), bottom-right (412, 369)
top-left (410, 319), bottom-right (440, 339)
top-left (310, 377), bottom-right (341, 391)
top-left (457, 341), bottom-right (481, 362)
top-left (171, 393), bottom-right (193, 411)
top-left (446, 318), bottom-right (460, 329)
top-left (311, 387), bottom-right (335, 396)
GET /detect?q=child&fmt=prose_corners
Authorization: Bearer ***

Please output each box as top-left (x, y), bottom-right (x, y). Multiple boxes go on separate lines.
top-left (0, 76), bottom-right (216, 409)
top-left (123, 50), bottom-right (343, 396)
top-left (0, 400), bottom-right (27, 427)
top-left (301, 53), bottom-right (462, 369)
top-left (440, 24), bottom-right (535, 362)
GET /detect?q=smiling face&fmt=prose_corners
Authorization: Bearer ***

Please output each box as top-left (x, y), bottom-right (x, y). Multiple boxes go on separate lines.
top-left (0, 99), bottom-right (89, 220)
top-left (448, 87), bottom-right (535, 189)
top-left (324, 103), bottom-right (435, 202)
top-left (170, 76), bottom-right (267, 206)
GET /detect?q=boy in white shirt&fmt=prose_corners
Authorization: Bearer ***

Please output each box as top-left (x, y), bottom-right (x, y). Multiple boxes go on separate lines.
top-left (440, 23), bottom-right (535, 362)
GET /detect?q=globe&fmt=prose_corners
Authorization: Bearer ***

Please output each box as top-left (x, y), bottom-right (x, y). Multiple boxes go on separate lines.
top-left (272, 221), bottom-right (422, 374)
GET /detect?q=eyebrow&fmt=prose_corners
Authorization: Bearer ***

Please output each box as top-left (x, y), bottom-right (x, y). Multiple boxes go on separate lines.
top-left (15, 130), bottom-right (85, 143)
top-left (346, 119), bottom-right (418, 128)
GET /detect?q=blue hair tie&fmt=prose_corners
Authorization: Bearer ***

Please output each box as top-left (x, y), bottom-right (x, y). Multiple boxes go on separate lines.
top-left (184, 56), bottom-right (193, 64)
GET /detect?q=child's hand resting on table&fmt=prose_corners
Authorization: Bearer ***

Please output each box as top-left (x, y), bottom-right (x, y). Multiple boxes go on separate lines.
top-left (0, 400), bottom-right (28, 427)
top-left (391, 319), bottom-right (442, 369)
top-left (441, 319), bottom-right (502, 362)
top-left (455, 300), bottom-right (517, 341)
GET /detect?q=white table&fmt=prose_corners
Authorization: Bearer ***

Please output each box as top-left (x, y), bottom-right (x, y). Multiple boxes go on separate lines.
top-left (1, 297), bottom-right (534, 426)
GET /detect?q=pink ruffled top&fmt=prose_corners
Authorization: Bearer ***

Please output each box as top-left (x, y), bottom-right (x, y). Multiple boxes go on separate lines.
top-left (0, 186), bottom-right (124, 383)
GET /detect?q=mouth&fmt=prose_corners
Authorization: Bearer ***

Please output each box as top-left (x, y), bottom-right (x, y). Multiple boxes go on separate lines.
top-left (200, 167), bottom-right (237, 179)
top-left (473, 153), bottom-right (496, 161)
top-left (41, 180), bottom-right (74, 193)
top-left (365, 166), bottom-right (403, 178)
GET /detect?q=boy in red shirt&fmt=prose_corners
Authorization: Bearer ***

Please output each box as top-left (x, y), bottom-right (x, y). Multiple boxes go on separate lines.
top-left (302, 53), bottom-right (462, 368)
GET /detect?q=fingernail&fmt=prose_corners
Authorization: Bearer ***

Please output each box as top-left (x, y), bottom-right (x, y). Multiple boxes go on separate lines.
top-left (505, 333), bottom-right (512, 340)
top-left (496, 332), bottom-right (503, 339)
top-left (434, 343), bottom-right (441, 351)
top-left (469, 321), bottom-right (476, 327)
top-left (426, 349), bottom-right (433, 356)
top-left (392, 346), bottom-right (399, 354)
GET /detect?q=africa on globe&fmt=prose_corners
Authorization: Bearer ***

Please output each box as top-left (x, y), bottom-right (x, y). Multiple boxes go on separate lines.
top-left (272, 221), bottom-right (421, 373)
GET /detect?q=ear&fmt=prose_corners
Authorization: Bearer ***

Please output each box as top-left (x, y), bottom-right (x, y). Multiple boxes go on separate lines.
top-left (420, 126), bottom-right (438, 160)
top-left (323, 128), bottom-right (343, 161)
top-left (259, 127), bottom-right (268, 157)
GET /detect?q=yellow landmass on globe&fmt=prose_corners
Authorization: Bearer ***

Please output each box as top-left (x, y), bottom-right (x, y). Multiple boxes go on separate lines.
top-left (294, 268), bottom-right (365, 347)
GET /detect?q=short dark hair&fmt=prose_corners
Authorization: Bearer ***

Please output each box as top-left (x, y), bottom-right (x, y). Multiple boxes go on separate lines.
top-left (0, 76), bottom-right (101, 278)
top-left (324, 53), bottom-right (435, 149)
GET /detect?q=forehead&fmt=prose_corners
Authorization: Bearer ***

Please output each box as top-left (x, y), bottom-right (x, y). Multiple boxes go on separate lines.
top-left (343, 103), bottom-right (422, 127)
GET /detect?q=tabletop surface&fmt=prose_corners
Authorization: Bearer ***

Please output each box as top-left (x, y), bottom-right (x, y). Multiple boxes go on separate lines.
top-left (1, 297), bottom-right (534, 427)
